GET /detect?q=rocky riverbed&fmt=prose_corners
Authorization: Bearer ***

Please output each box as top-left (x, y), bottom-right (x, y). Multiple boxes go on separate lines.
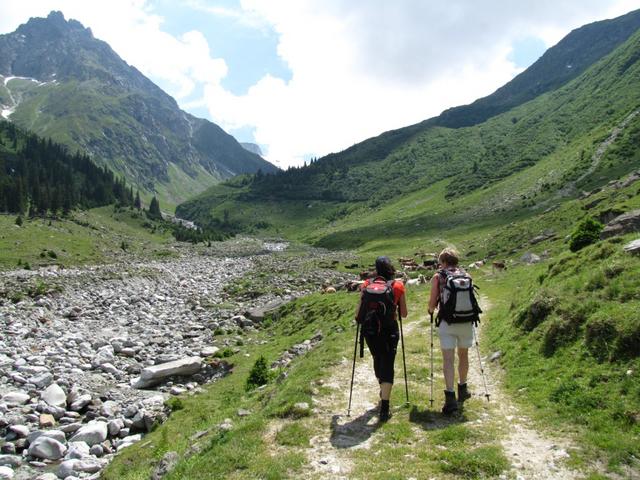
top-left (0, 238), bottom-right (355, 479)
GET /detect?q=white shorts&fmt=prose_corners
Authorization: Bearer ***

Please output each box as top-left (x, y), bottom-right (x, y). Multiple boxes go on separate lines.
top-left (438, 321), bottom-right (474, 350)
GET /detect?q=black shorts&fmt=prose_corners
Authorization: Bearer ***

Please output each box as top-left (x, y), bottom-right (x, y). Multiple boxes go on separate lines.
top-left (364, 321), bottom-right (399, 384)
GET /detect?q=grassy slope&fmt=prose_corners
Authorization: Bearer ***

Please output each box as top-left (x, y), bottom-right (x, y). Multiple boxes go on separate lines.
top-left (0, 206), bottom-right (175, 270)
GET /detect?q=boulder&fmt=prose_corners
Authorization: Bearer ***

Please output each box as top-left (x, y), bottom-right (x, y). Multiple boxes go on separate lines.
top-left (623, 238), bottom-right (640, 254)
top-left (40, 384), bottom-right (66, 408)
top-left (69, 394), bottom-right (92, 412)
top-left (39, 414), bottom-right (55, 428)
top-left (601, 209), bottom-right (640, 239)
top-left (0, 466), bottom-right (13, 479)
top-left (200, 346), bottom-right (219, 357)
top-left (132, 357), bottom-right (202, 389)
top-left (27, 437), bottom-right (67, 460)
top-left (245, 299), bottom-right (287, 322)
top-left (0, 455), bottom-right (21, 468)
top-left (69, 422), bottom-right (108, 446)
top-left (521, 252), bottom-right (541, 264)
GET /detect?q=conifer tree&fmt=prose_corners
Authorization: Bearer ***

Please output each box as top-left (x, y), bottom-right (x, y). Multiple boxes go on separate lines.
top-left (147, 196), bottom-right (161, 219)
top-left (134, 191), bottom-right (142, 210)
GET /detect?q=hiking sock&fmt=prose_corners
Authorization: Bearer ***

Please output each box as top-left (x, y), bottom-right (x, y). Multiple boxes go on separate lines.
top-left (379, 400), bottom-right (391, 422)
top-left (442, 390), bottom-right (458, 415)
top-left (458, 382), bottom-right (471, 402)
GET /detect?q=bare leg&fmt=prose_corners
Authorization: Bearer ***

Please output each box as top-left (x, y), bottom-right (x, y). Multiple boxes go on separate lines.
top-left (441, 349), bottom-right (455, 391)
top-left (458, 348), bottom-right (469, 384)
top-left (380, 382), bottom-right (393, 400)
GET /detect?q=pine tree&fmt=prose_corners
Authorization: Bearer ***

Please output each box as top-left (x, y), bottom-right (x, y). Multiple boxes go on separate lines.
top-left (147, 196), bottom-right (161, 219)
top-left (134, 191), bottom-right (141, 210)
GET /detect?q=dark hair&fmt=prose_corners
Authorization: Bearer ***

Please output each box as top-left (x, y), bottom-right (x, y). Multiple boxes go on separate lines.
top-left (375, 256), bottom-right (395, 280)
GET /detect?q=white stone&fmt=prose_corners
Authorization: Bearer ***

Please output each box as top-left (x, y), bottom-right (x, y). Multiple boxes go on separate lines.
top-left (69, 422), bottom-right (108, 446)
top-left (41, 383), bottom-right (66, 408)
top-left (624, 238), bottom-right (640, 254)
top-left (58, 458), bottom-right (103, 478)
top-left (132, 356), bottom-right (202, 389)
top-left (28, 436), bottom-right (67, 460)
top-left (69, 394), bottom-right (92, 411)
top-left (28, 372), bottom-right (53, 389)
top-left (65, 441), bottom-right (90, 460)
top-left (0, 466), bottom-right (13, 479)
top-left (1, 392), bottom-right (29, 406)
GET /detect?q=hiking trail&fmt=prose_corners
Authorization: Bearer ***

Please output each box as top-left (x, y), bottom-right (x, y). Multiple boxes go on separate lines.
top-left (266, 295), bottom-right (584, 479)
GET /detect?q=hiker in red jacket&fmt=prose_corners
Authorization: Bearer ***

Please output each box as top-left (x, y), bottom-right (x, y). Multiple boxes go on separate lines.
top-left (356, 256), bottom-right (408, 421)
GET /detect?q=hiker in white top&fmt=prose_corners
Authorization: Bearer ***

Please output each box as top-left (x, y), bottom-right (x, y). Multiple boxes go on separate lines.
top-left (428, 248), bottom-right (476, 414)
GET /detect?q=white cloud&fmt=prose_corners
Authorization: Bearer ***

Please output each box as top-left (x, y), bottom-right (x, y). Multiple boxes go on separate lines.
top-left (1, 0), bottom-right (639, 168)
top-left (201, 0), bottom-right (640, 167)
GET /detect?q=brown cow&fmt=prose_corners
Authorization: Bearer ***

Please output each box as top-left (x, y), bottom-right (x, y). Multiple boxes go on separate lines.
top-left (492, 261), bottom-right (507, 273)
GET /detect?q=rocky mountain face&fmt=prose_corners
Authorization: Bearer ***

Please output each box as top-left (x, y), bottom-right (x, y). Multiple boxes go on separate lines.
top-left (0, 11), bottom-right (278, 205)
top-left (240, 142), bottom-right (263, 156)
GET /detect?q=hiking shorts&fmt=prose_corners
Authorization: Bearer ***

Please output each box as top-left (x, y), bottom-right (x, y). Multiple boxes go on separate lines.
top-left (438, 321), bottom-right (474, 350)
top-left (364, 323), bottom-right (399, 384)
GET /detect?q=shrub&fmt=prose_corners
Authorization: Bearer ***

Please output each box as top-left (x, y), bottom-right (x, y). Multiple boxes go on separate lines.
top-left (613, 317), bottom-right (640, 361)
top-left (542, 317), bottom-right (580, 356)
top-left (514, 294), bottom-right (556, 331)
top-left (15, 215), bottom-right (23, 226)
top-left (569, 217), bottom-right (603, 252)
top-left (165, 397), bottom-right (184, 412)
top-left (585, 317), bottom-right (617, 362)
top-left (246, 356), bottom-right (270, 390)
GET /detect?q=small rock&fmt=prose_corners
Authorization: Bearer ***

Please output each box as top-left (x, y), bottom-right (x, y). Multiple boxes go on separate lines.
top-left (8, 425), bottom-right (28, 438)
top-left (489, 351), bottom-right (502, 362)
top-left (151, 451), bottom-right (179, 480)
top-left (65, 441), bottom-right (90, 460)
top-left (237, 409), bottom-right (251, 417)
top-left (39, 414), bottom-right (56, 428)
top-left (0, 466), bottom-right (13, 479)
top-left (28, 372), bottom-right (53, 389)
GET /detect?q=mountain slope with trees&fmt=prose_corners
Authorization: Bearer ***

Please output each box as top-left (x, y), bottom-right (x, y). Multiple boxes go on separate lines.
top-left (0, 11), bottom-right (278, 207)
top-left (0, 120), bottom-right (134, 215)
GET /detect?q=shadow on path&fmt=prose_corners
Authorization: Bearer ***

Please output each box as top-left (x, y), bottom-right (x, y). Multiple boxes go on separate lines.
top-left (408, 404), bottom-right (468, 431)
top-left (330, 408), bottom-right (381, 449)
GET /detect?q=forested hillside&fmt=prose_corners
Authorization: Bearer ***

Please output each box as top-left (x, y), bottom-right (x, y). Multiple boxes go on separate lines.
top-left (0, 120), bottom-right (133, 215)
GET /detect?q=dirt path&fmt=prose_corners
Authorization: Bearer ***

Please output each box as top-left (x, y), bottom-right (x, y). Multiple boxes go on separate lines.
top-left (266, 297), bottom-right (584, 479)
top-left (469, 298), bottom-right (580, 480)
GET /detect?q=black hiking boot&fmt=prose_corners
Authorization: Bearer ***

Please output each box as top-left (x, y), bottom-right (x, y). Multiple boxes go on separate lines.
top-left (458, 383), bottom-right (471, 403)
top-left (379, 400), bottom-right (391, 422)
top-left (442, 390), bottom-right (458, 415)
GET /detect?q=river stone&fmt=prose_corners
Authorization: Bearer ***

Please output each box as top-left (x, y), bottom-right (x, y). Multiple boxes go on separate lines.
top-left (65, 442), bottom-right (90, 460)
top-left (28, 372), bottom-right (53, 389)
top-left (34, 474), bottom-right (57, 480)
top-left (58, 458), bottom-right (103, 478)
top-left (0, 466), bottom-right (13, 479)
top-left (1, 392), bottom-right (29, 406)
top-left (132, 357), bottom-right (202, 389)
top-left (8, 425), bottom-right (28, 438)
top-left (41, 384), bottom-right (66, 408)
top-left (69, 394), bottom-right (92, 412)
top-left (28, 437), bottom-right (67, 460)
top-left (69, 422), bottom-right (108, 446)
top-left (0, 455), bottom-right (21, 468)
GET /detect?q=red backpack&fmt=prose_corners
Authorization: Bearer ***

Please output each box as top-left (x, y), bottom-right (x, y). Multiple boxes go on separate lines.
top-left (356, 277), bottom-right (397, 355)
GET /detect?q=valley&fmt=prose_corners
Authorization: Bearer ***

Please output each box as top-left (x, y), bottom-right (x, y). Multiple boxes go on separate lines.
top-left (0, 5), bottom-right (639, 480)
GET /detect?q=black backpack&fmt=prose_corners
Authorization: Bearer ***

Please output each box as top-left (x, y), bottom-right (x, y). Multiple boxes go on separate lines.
top-left (357, 277), bottom-right (397, 357)
top-left (437, 269), bottom-right (482, 326)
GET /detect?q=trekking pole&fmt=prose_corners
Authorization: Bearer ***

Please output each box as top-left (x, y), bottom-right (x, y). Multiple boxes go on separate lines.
top-left (347, 322), bottom-right (360, 416)
top-left (398, 306), bottom-right (409, 405)
top-left (472, 324), bottom-right (491, 402)
top-left (429, 312), bottom-right (435, 409)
